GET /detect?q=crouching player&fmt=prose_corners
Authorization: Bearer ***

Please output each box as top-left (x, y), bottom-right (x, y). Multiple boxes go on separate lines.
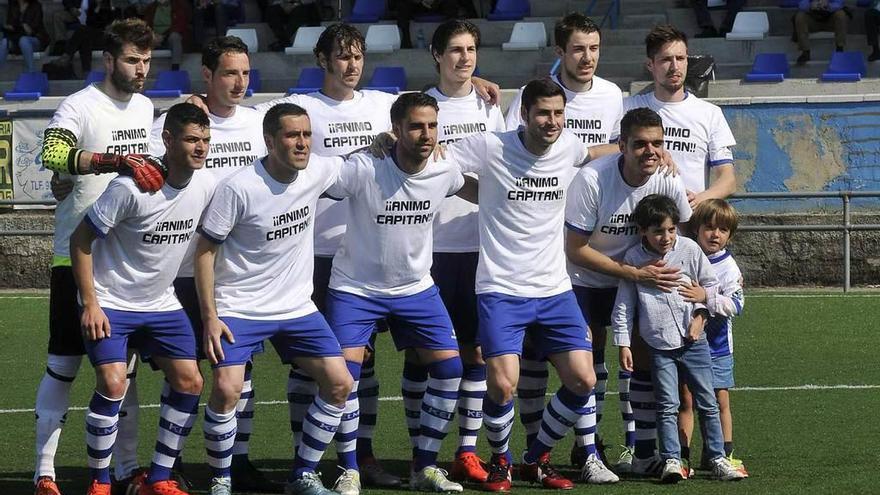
top-left (70, 103), bottom-right (215, 495)
top-left (194, 103), bottom-right (354, 495)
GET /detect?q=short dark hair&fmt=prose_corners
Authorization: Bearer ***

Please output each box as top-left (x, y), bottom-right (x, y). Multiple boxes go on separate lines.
top-left (431, 19), bottom-right (481, 63)
top-left (521, 77), bottom-right (566, 113)
top-left (620, 107), bottom-right (663, 143)
top-left (690, 199), bottom-right (739, 237)
top-left (164, 103), bottom-right (210, 136)
top-left (390, 92), bottom-right (439, 126)
top-left (263, 103), bottom-right (309, 136)
top-left (554, 13), bottom-right (600, 50)
top-left (104, 18), bottom-right (155, 58)
top-left (202, 36), bottom-right (249, 72)
top-left (633, 194), bottom-right (680, 230)
top-left (645, 24), bottom-right (688, 59)
top-left (314, 23), bottom-right (365, 63)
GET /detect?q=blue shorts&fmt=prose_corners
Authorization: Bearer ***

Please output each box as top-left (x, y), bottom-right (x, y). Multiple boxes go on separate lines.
top-left (326, 285), bottom-right (458, 351)
top-left (85, 308), bottom-right (197, 366)
top-left (431, 252), bottom-right (479, 345)
top-left (216, 312), bottom-right (343, 368)
top-left (477, 291), bottom-right (592, 359)
top-left (573, 285), bottom-right (617, 328)
top-left (711, 353), bottom-right (735, 390)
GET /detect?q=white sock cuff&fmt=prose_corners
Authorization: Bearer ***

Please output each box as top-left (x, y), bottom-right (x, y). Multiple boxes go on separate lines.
top-left (46, 354), bottom-right (82, 379)
top-left (206, 406), bottom-right (236, 423)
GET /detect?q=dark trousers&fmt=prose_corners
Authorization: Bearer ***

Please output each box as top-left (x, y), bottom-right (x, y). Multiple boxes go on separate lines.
top-left (867, 8), bottom-right (880, 49)
top-left (396, 0), bottom-right (474, 48)
top-left (693, 0), bottom-right (746, 32)
top-left (267, 2), bottom-right (321, 45)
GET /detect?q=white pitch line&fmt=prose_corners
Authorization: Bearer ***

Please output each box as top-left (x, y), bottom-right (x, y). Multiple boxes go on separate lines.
top-left (1, 384), bottom-right (877, 415)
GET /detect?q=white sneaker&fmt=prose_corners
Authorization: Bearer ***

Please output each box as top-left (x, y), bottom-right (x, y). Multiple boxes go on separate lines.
top-left (711, 456), bottom-right (746, 481)
top-left (333, 468), bottom-right (361, 495)
top-left (631, 454), bottom-right (664, 477)
top-left (285, 472), bottom-right (336, 495)
top-left (615, 446), bottom-right (634, 474)
top-left (409, 466), bottom-right (464, 492)
top-left (209, 476), bottom-right (232, 495)
top-left (580, 454), bottom-right (619, 484)
top-left (660, 459), bottom-right (686, 484)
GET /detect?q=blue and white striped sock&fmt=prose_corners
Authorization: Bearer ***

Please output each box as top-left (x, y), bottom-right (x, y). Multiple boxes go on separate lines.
top-left (525, 386), bottom-right (590, 463)
top-left (619, 370), bottom-right (635, 448)
top-left (630, 370), bottom-right (656, 459)
top-left (593, 348), bottom-right (608, 423)
top-left (402, 360), bottom-right (428, 450)
top-left (414, 357), bottom-right (462, 470)
top-left (572, 392), bottom-right (598, 456)
top-left (292, 396), bottom-right (343, 479)
top-left (517, 358), bottom-right (548, 448)
top-left (287, 366), bottom-right (317, 452)
top-left (483, 397), bottom-right (515, 456)
top-left (204, 406), bottom-right (236, 478)
top-left (147, 388), bottom-right (199, 483)
top-left (86, 391), bottom-right (122, 483)
top-left (457, 364), bottom-right (486, 455)
top-left (335, 360), bottom-right (360, 470)
top-left (357, 353), bottom-right (378, 459)
top-left (233, 363), bottom-right (254, 458)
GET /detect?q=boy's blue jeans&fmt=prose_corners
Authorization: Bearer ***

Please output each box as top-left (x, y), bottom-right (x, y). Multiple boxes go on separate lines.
top-left (650, 338), bottom-right (725, 462)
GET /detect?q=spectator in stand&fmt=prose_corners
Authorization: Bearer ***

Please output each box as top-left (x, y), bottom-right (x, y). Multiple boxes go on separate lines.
top-left (396, 0), bottom-right (475, 48)
top-left (43, 0), bottom-right (121, 78)
top-left (794, 0), bottom-right (849, 65)
top-left (144, 0), bottom-right (191, 69)
top-left (49, 0), bottom-right (84, 55)
top-left (0, 0), bottom-right (50, 72)
top-left (266, 0), bottom-right (321, 51)
top-left (865, 1), bottom-right (880, 61)
top-left (193, 0), bottom-right (242, 51)
top-left (692, 0), bottom-right (745, 38)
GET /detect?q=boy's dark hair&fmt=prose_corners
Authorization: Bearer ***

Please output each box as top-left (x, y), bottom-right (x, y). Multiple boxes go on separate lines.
top-left (690, 199), bottom-right (739, 237)
top-left (314, 23), bottom-right (365, 63)
top-left (521, 77), bottom-right (567, 113)
top-left (431, 20), bottom-right (481, 72)
top-left (645, 24), bottom-right (688, 59)
top-left (390, 92), bottom-right (439, 126)
top-left (263, 103), bottom-right (309, 136)
top-left (164, 103), bottom-right (210, 136)
top-left (620, 107), bottom-right (663, 143)
top-left (554, 13), bottom-right (601, 50)
top-left (633, 194), bottom-right (680, 230)
top-left (202, 36), bottom-right (249, 72)
top-left (104, 18), bottom-right (155, 58)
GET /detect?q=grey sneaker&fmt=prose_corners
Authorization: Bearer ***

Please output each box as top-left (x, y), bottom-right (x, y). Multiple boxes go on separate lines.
top-left (285, 472), bottom-right (336, 495)
top-left (581, 453), bottom-right (619, 484)
top-left (409, 466), bottom-right (464, 492)
top-left (711, 456), bottom-right (746, 481)
top-left (210, 476), bottom-right (232, 495)
top-left (615, 446), bottom-right (634, 474)
top-left (333, 468), bottom-right (361, 495)
top-left (631, 454), bottom-right (664, 477)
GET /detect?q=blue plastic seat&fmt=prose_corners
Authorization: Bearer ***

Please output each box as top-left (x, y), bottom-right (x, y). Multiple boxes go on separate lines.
top-left (287, 67), bottom-right (324, 94)
top-left (84, 71), bottom-right (105, 87)
top-left (821, 51), bottom-right (867, 82)
top-left (745, 53), bottom-right (789, 82)
top-left (4, 72), bottom-right (49, 100)
top-left (346, 0), bottom-right (385, 23)
top-left (365, 66), bottom-right (406, 93)
top-left (144, 70), bottom-right (191, 98)
top-left (488, 0), bottom-right (530, 21)
top-left (245, 68), bottom-right (261, 97)
top-left (779, 0), bottom-right (798, 7)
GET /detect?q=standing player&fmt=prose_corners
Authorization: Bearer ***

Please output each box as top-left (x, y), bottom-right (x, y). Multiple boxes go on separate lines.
top-left (33, 18), bottom-right (164, 495)
top-left (194, 104), bottom-right (353, 495)
top-left (149, 35), bottom-right (274, 494)
top-left (623, 24), bottom-right (737, 473)
top-left (71, 103), bottom-right (214, 495)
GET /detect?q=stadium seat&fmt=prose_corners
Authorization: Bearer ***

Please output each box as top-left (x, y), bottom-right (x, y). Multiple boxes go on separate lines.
top-left (365, 25), bottom-right (401, 53)
top-left (4, 72), bottom-right (49, 100)
top-left (821, 51), bottom-right (867, 82)
top-left (144, 70), bottom-right (191, 98)
top-left (414, 13), bottom-right (445, 21)
top-left (84, 70), bottom-right (105, 87)
top-left (288, 67), bottom-right (324, 94)
top-left (502, 22), bottom-right (547, 51)
top-left (726, 12), bottom-right (769, 40)
top-left (226, 28), bottom-right (259, 53)
top-left (779, 0), bottom-right (798, 7)
top-left (708, 0), bottom-right (726, 6)
top-left (285, 26), bottom-right (326, 55)
top-left (346, 0), bottom-right (385, 23)
top-left (245, 68), bottom-right (261, 97)
top-left (365, 66), bottom-right (406, 93)
top-left (488, 0), bottom-right (530, 21)
top-left (745, 53), bottom-right (789, 82)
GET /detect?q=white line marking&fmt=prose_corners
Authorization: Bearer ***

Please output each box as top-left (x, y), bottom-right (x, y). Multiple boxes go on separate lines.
top-left (1, 384), bottom-right (876, 415)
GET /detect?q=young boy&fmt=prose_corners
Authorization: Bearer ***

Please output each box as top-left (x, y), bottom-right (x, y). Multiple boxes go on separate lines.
top-left (612, 194), bottom-right (745, 483)
top-left (677, 199), bottom-right (748, 476)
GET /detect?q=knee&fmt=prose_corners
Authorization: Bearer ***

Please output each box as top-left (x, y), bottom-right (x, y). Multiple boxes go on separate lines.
top-left (97, 371), bottom-right (128, 399)
top-left (326, 374), bottom-right (353, 406)
top-left (170, 369), bottom-right (203, 395)
top-left (488, 379), bottom-right (516, 404)
top-left (565, 370), bottom-right (596, 397)
top-left (212, 373), bottom-right (243, 407)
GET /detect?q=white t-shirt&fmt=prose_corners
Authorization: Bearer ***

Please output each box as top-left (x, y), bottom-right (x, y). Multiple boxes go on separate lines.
top-left (447, 130), bottom-right (590, 297)
top-left (86, 173), bottom-right (215, 312)
top-left (254, 90), bottom-right (397, 256)
top-left (623, 91), bottom-right (735, 194)
top-left (326, 152), bottom-right (465, 297)
top-left (505, 74), bottom-right (623, 145)
top-left (564, 153), bottom-right (692, 289)
top-left (199, 155), bottom-right (343, 320)
top-left (48, 84), bottom-right (154, 259)
top-left (149, 106), bottom-right (267, 277)
top-left (426, 86), bottom-right (505, 253)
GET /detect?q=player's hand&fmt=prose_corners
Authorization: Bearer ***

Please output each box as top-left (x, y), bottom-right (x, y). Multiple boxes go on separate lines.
top-left (185, 94), bottom-right (209, 114)
top-left (81, 303), bottom-right (111, 341)
top-left (658, 148), bottom-right (678, 177)
top-left (686, 190), bottom-right (697, 208)
top-left (679, 280), bottom-right (707, 303)
top-left (119, 154), bottom-right (168, 193)
top-left (368, 132), bottom-right (396, 158)
top-left (619, 346), bottom-right (633, 372)
top-left (204, 317), bottom-right (235, 365)
top-left (686, 313), bottom-right (706, 342)
top-left (635, 260), bottom-right (680, 292)
top-left (50, 172), bottom-right (74, 202)
top-left (472, 77), bottom-right (501, 106)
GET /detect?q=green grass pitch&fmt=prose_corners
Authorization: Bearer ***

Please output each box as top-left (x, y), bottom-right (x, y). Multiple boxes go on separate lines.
top-left (0, 291), bottom-right (877, 494)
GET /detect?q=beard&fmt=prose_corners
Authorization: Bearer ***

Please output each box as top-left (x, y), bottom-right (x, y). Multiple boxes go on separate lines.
top-left (110, 67), bottom-right (144, 94)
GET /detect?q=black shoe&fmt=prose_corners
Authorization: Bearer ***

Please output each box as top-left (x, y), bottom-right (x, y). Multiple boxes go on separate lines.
top-left (110, 467), bottom-right (147, 495)
top-left (359, 456), bottom-right (402, 488)
top-left (796, 50), bottom-right (810, 66)
top-left (869, 49), bottom-right (880, 62)
top-left (570, 444), bottom-right (588, 469)
top-left (231, 457), bottom-right (284, 493)
top-left (694, 26), bottom-right (720, 38)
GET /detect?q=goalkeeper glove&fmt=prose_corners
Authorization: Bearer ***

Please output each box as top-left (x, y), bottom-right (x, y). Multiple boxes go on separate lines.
top-left (88, 153), bottom-right (168, 192)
